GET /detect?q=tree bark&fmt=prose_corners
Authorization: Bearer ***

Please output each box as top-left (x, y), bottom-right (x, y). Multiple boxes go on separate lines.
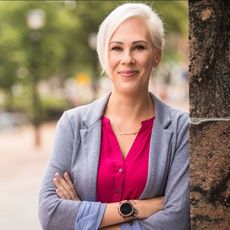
top-left (189, 0), bottom-right (230, 229)
top-left (189, 0), bottom-right (230, 117)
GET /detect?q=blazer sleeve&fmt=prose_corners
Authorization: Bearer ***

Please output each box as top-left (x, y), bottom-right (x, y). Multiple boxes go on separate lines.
top-left (38, 112), bottom-right (106, 230)
top-left (121, 113), bottom-right (190, 230)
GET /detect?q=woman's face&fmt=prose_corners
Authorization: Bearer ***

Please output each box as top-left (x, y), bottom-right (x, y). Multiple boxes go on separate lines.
top-left (108, 17), bottom-right (160, 95)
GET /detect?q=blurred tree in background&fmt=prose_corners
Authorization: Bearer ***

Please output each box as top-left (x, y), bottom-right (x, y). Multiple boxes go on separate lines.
top-left (0, 1), bottom-right (188, 120)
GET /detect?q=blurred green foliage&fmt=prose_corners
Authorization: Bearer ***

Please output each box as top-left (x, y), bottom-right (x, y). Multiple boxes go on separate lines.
top-left (0, 1), bottom-right (188, 119)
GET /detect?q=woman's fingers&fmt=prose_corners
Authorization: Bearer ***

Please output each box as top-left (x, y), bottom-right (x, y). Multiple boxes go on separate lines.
top-left (63, 172), bottom-right (75, 190)
top-left (55, 172), bottom-right (70, 191)
top-left (53, 173), bottom-right (71, 199)
top-left (53, 172), bottom-right (79, 200)
top-left (53, 177), bottom-right (71, 199)
top-left (56, 188), bottom-right (67, 199)
top-left (63, 172), bottom-right (80, 200)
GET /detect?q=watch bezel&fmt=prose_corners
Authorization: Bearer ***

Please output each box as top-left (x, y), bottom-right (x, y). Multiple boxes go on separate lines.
top-left (118, 200), bottom-right (137, 218)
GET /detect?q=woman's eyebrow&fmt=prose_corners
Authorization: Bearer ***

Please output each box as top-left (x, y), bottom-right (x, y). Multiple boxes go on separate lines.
top-left (109, 40), bottom-right (148, 45)
top-left (133, 40), bottom-right (148, 44)
top-left (109, 41), bottom-right (123, 45)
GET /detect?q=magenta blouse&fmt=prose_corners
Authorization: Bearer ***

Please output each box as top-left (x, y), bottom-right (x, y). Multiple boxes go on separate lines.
top-left (96, 116), bottom-right (154, 203)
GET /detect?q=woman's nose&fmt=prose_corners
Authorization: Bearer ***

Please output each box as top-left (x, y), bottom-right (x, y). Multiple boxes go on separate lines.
top-left (121, 51), bottom-right (135, 65)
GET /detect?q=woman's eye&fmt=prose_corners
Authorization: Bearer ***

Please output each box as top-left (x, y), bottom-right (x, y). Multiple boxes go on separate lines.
top-left (134, 45), bottom-right (145, 50)
top-left (111, 46), bottom-right (122, 51)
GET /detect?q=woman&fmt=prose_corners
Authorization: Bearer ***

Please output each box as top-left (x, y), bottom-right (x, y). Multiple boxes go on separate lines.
top-left (39, 3), bottom-right (190, 230)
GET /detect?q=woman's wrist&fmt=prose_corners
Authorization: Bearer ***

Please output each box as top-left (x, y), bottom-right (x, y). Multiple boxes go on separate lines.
top-left (132, 197), bottom-right (164, 219)
top-left (132, 199), bottom-right (143, 219)
top-left (133, 199), bottom-right (152, 219)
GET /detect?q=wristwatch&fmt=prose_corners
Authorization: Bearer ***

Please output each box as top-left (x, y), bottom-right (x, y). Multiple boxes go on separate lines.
top-left (118, 200), bottom-right (138, 218)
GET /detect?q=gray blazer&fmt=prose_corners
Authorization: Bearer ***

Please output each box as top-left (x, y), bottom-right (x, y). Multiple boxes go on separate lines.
top-left (39, 92), bottom-right (190, 230)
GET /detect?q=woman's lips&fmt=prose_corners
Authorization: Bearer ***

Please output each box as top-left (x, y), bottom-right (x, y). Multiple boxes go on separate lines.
top-left (118, 70), bottom-right (139, 77)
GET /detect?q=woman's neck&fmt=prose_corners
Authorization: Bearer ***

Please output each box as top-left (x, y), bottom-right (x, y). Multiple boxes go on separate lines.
top-left (105, 91), bottom-right (153, 121)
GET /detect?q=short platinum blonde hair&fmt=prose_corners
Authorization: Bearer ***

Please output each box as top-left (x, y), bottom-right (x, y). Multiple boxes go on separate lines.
top-left (96, 3), bottom-right (164, 74)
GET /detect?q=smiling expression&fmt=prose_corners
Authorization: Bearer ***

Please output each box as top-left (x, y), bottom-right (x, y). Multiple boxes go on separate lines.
top-left (108, 17), bottom-right (161, 95)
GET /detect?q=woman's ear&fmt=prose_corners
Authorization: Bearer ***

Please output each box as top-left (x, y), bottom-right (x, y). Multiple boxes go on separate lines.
top-left (153, 48), bottom-right (162, 67)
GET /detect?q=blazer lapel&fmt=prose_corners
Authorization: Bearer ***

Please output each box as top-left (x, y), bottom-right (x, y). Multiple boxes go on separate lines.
top-left (140, 120), bottom-right (173, 199)
top-left (140, 93), bottom-right (173, 199)
top-left (80, 121), bottom-right (102, 201)
top-left (78, 93), bottom-right (110, 201)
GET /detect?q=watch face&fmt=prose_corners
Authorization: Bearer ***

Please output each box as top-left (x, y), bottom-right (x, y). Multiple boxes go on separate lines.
top-left (120, 202), bottom-right (133, 215)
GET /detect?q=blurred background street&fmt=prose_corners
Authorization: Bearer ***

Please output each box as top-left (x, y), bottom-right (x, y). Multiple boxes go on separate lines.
top-left (0, 1), bottom-right (188, 229)
top-left (0, 122), bottom-right (54, 230)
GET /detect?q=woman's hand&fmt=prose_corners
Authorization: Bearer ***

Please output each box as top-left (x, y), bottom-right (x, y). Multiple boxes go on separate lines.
top-left (53, 172), bottom-right (80, 201)
top-left (134, 196), bottom-right (164, 219)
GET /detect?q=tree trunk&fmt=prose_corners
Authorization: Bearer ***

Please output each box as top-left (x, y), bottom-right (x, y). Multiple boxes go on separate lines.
top-left (189, 0), bottom-right (230, 229)
top-left (189, 0), bottom-right (230, 117)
